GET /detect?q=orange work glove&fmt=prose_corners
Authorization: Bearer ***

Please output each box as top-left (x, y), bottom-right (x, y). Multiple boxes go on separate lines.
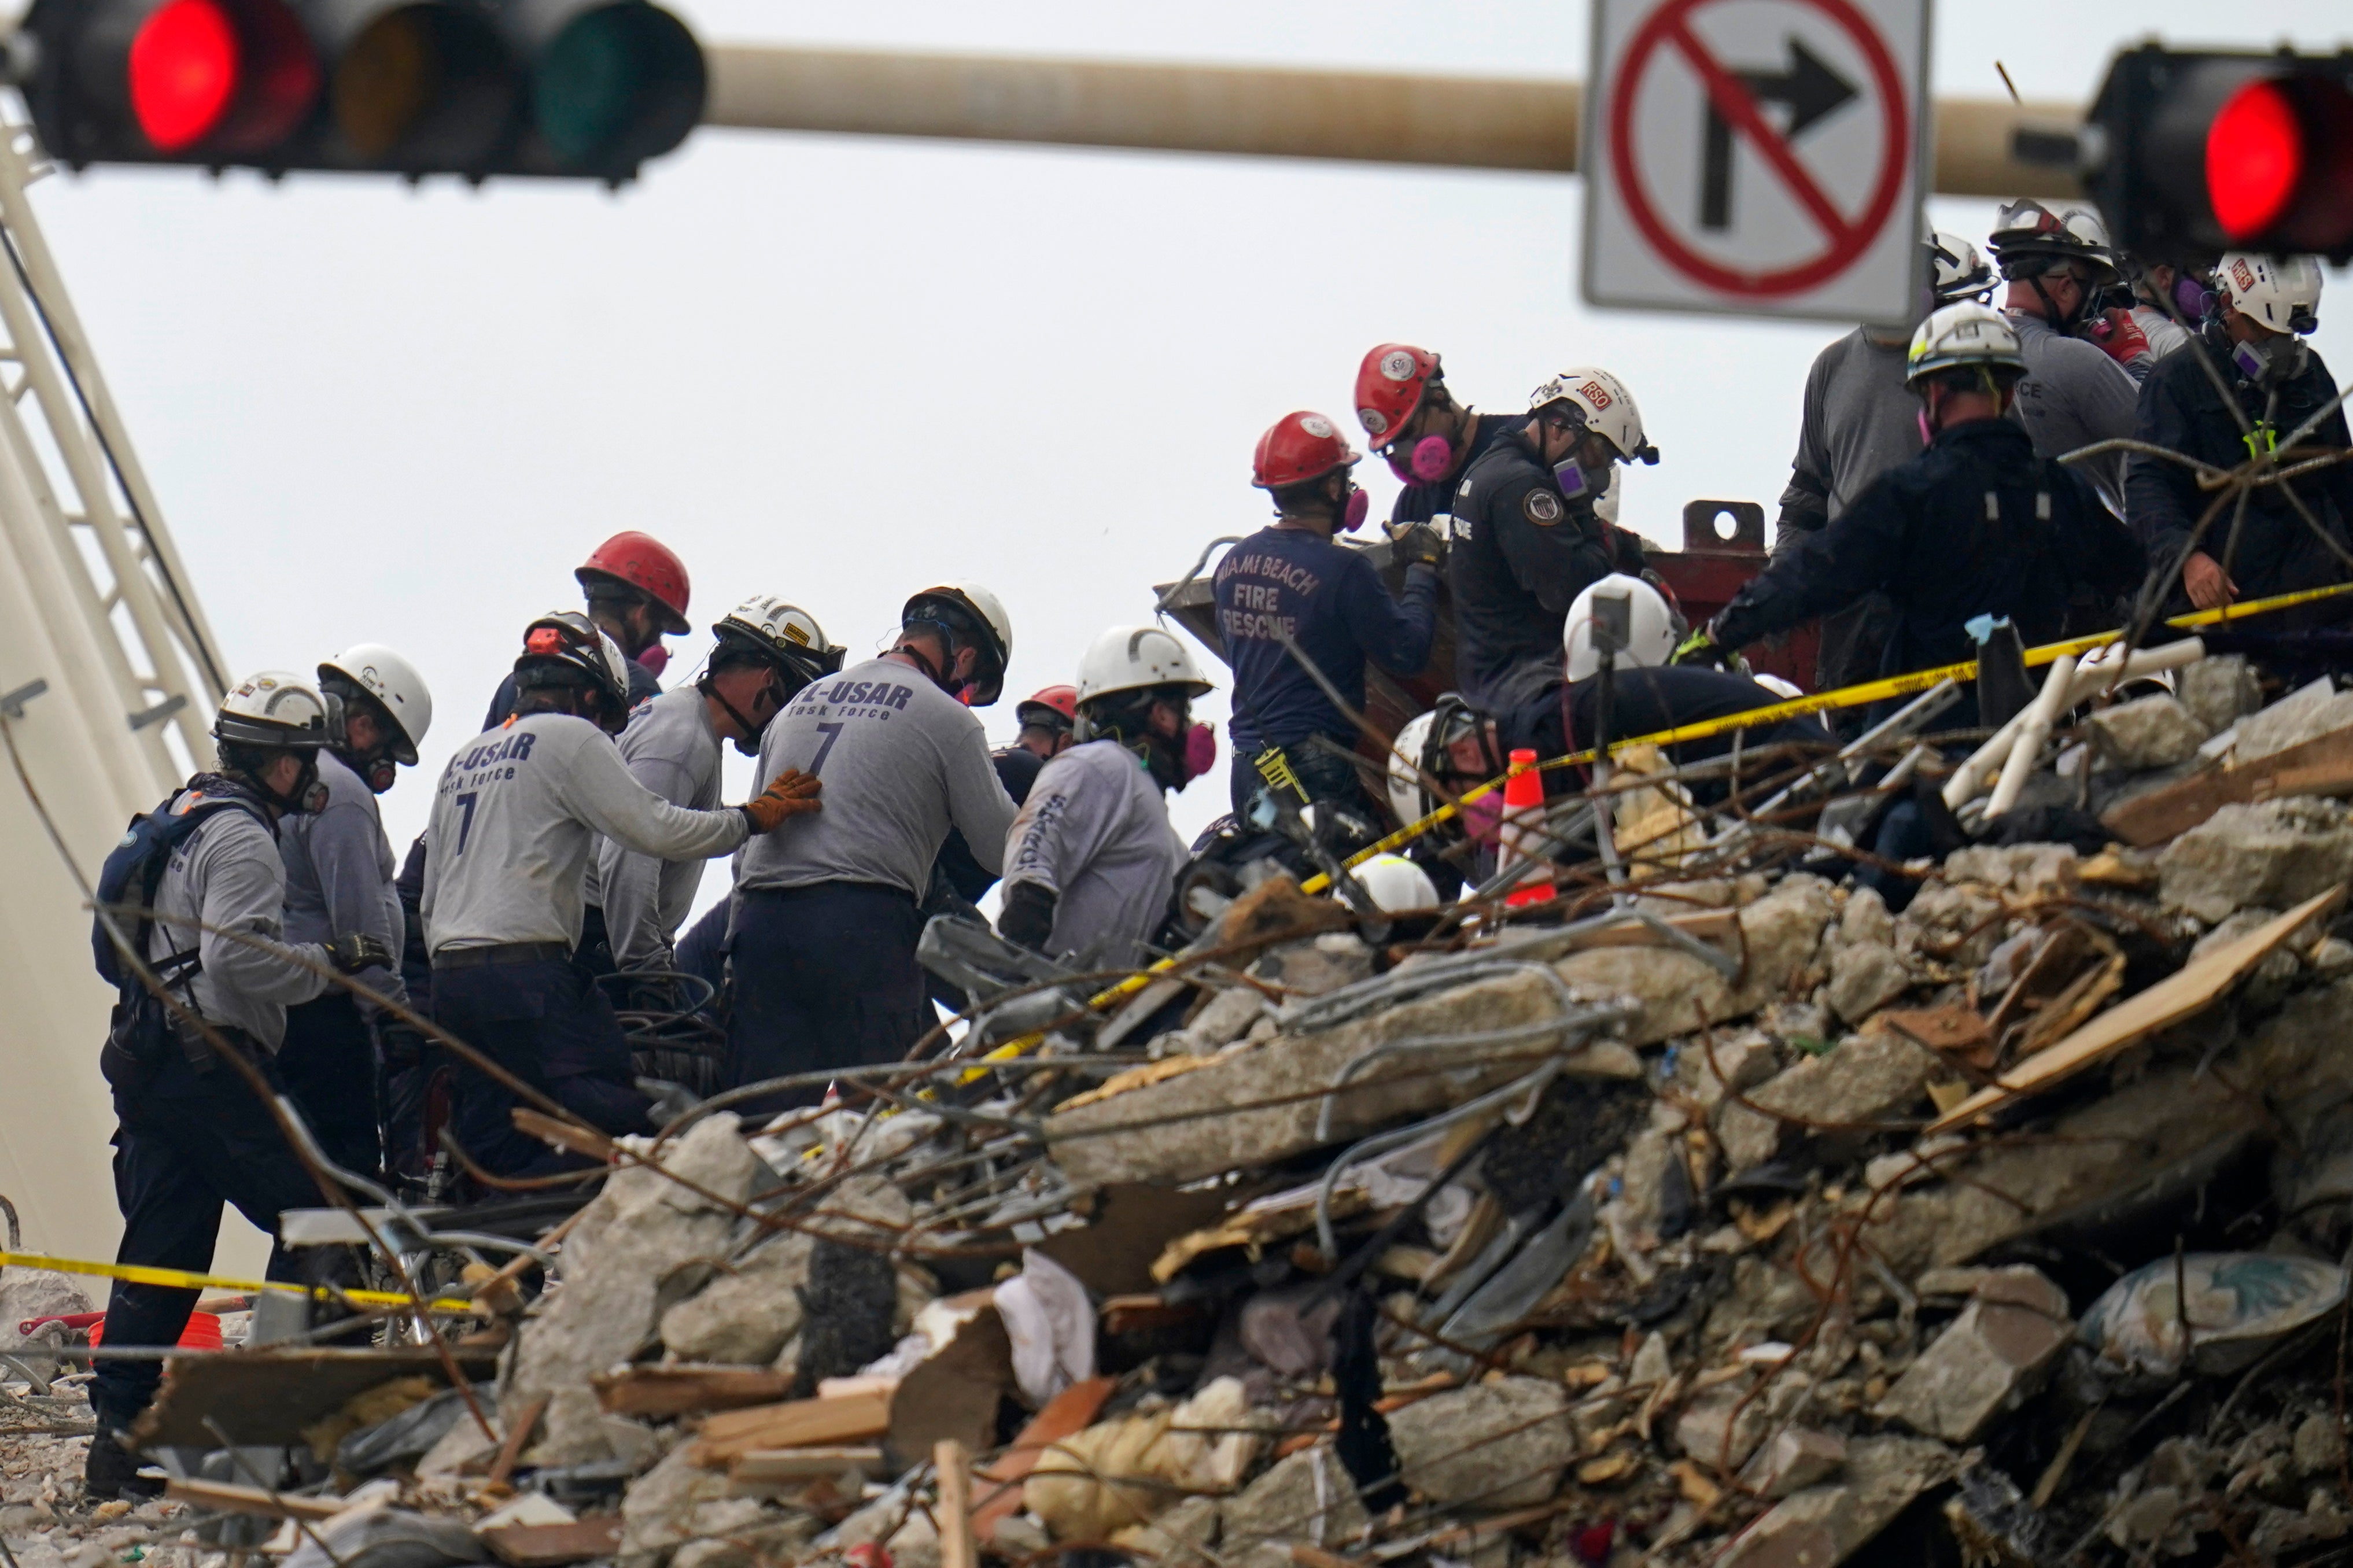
top-left (740, 769), bottom-right (821, 833)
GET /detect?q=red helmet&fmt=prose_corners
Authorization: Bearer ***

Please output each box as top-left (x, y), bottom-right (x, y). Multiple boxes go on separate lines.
top-left (576, 532), bottom-right (692, 635)
top-left (1252, 411), bottom-right (1359, 490)
top-left (1017, 684), bottom-right (1078, 732)
top-left (1355, 344), bottom-right (1441, 449)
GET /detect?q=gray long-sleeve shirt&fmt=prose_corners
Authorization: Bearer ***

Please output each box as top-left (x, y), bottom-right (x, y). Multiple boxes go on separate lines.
top-left (279, 750), bottom-right (404, 1009)
top-left (1773, 327), bottom-right (1921, 552)
top-left (591, 688), bottom-right (724, 971)
top-left (422, 713), bottom-right (748, 953)
top-left (1000, 741), bottom-right (1186, 971)
top-left (152, 788), bottom-right (329, 1052)
top-left (737, 656), bottom-right (1017, 902)
top-left (2006, 311), bottom-right (2141, 511)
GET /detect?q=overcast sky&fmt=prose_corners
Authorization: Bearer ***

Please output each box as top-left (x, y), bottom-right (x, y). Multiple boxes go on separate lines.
top-left (27, 0), bottom-right (2353, 868)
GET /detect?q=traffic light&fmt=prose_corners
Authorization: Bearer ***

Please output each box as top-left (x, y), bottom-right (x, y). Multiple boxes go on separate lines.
top-left (16, 0), bottom-right (705, 182)
top-left (2086, 46), bottom-right (2353, 264)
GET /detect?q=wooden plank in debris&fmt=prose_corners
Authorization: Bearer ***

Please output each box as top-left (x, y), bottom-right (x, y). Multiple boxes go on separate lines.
top-left (592, 1364), bottom-right (799, 1419)
top-left (1929, 887), bottom-right (2341, 1134)
top-left (487, 1393), bottom-right (549, 1486)
top-left (162, 1478), bottom-right (347, 1521)
top-left (728, 1447), bottom-right (885, 1482)
top-left (131, 1347), bottom-right (501, 1449)
top-left (936, 1440), bottom-right (977, 1568)
top-left (690, 1389), bottom-right (893, 1467)
top-left (481, 1517), bottom-right (624, 1568)
top-left (2101, 726), bottom-right (2353, 846)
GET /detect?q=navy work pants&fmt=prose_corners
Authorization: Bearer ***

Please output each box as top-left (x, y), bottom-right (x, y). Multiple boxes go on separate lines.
top-left (91, 1042), bottom-right (316, 1435)
top-left (430, 956), bottom-right (650, 1179)
top-left (1228, 741), bottom-right (1375, 821)
top-left (725, 883), bottom-right (930, 1112)
top-left (277, 992), bottom-right (380, 1184)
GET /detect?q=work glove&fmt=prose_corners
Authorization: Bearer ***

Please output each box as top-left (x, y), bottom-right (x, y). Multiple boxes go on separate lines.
top-left (325, 932), bottom-right (396, 976)
top-left (1671, 626), bottom-right (1748, 674)
top-left (1388, 520), bottom-right (1447, 569)
top-left (2086, 306), bottom-right (2149, 367)
top-left (740, 769), bottom-right (822, 833)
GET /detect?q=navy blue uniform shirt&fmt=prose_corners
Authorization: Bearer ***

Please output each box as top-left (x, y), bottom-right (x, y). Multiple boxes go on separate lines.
top-left (1214, 524), bottom-right (1438, 754)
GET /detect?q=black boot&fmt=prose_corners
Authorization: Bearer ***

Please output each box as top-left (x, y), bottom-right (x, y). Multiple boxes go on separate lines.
top-left (83, 1430), bottom-right (163, 1503)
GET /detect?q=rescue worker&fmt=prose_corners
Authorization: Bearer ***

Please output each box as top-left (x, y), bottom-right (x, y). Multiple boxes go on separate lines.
top-left (1214, 411), bottom-right (1443, 821)
top-left (1353, 344), bottom-right (1518, 527)
top-left (1679, 304), bottom-right (2145, 719)
top-left (1988, 200), bottom-right (2143, 508)
top-left (589, 598), bottom-right (842, 980)
top-left (278, 644), bottom-right (433, 1183)
top-left (2127, 253), bottom-right (2353, 616)
top-left (1777, 231), bottom-right (1996, 688)
top-left (998, 625), bottom-right (1209, 971)
top-left (88, 674), bottom-right (394, 1499)
top-left (1000, 685), bottom-right (1080, 800)
top-left (424, 613), bottom-right (820, 1178)
top-left (728, 584), bottom-right (1019, 1101)
top-left (1389, 577), bottom-right (1830, 828)
top-left (2114, 253), bottom-right (2216, 363)
top-left (1451, 369), bottom-right (1655, 708)
top-left (480, 532), bottom-right (693, 730)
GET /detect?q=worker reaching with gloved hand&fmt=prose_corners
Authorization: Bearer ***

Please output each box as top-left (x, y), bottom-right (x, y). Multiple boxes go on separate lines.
top-left (726, 584), bottom-right (1019, 1104)
top-left (1679, 304), bottom-right (2145, 724)
top-left (586, 597), bottom-right (842, 981)
top-left (423, 612), bottom-right (819, 1179)
top-left (2127, 253), bottom-right (2353, 619)
top-left (998, 625), bottom-right (1211, 972)
top-left (1354, 344), bottom-right (1519, 529)
top-left (88, 673), bottom-right (397, 1501)
top-left (277, 644), bottom-right (433, 1186)
top-left (1450, 368), bottom-right (1655, 709)
top-left (1215, 410), bottom-right (1442, 824)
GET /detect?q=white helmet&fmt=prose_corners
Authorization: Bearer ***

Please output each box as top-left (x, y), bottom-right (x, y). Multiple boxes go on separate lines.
top-left (1906, 301), bottom-right (2025, 387)
top-left (1075, 624), bottom-right (1213, 709)
top-left (213, 671), bottom-right (335, 751)
top-left (1928, 230), bottom-right (1994, 305)
top-left (318, 643), bottom-right (431, 764)
top-left (714, 596), bottom-right (843, 686)
top-left (1987, 199), bottom-right (2119, 284)
top-left (1564, 573), bottom-right (1678, 682)
top-left (904, 582), bottom-right (1013, 706)
top-left (2217, 253), bottom-right (2322, 336)
top-left (1388, 710), bottom-right (1440, 828)
top-left (1751, 673), bottom-right (1804, 701)
top-left (1354, 853), bottom-right (1440, 916)
top-left (1528, 367), bottom-right (1657, 465)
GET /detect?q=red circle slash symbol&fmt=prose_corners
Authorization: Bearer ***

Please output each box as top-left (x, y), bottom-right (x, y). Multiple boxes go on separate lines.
top-left (1609, 0), bottom-right (1908, 297)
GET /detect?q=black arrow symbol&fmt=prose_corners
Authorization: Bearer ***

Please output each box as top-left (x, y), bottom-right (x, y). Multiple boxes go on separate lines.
top-left (1699, 38), bottom-right (1859, 232)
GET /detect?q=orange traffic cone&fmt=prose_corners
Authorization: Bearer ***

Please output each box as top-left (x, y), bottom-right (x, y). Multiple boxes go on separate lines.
top-left (1498, 748), bottom-right (1555, 907)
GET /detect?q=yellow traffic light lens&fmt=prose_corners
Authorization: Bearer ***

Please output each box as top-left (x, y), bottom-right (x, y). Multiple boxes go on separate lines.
top-left (334, 9), bottom-right (437, 158)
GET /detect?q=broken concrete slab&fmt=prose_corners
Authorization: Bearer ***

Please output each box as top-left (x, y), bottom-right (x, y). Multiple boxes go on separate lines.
top-left (1216, 1447), bottom-right (1366, 1568)
top-left (1872, 1267), bottom-right (2071, 1442)
top-left (658, 1233), bottom-right (813, 1367)
top-left (2159, 797), bottom-right (2353, 923)
top-left (2090, 693), bottom-right (2211, 771)
top-left (2178, 654), bottom-right (2264, 736)
top-left (1717, 1437), bottom-right (1960, 1568)
top-left (1551, 876), bottom-right (1835, 1047)
top-left (1385, 1375), bottom-right (1576, 1507)
top-left (1746, 1028), bottom-right (1939, 1133)
top-left (2236, 679), bottom-right (2353, 764)
top-left (1740, 1429), bottom-right (1846, 1499)
top-left (617, 1443), bottom-right (768, 1568)
top-left (1825, 941), bottom-right (1910, 1026)
top-left (509, 1115), bottom-right (762, 1465)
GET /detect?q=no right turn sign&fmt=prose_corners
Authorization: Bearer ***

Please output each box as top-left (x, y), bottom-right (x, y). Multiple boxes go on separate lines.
top-left (1583, 0), bottom-right (1932, 324)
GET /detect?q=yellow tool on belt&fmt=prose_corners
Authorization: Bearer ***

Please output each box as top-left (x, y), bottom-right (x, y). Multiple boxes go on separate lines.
top-left (965, 578), bottom-right (2353, 1070)
top-left (0, 1250), bottom-right (477, 1315)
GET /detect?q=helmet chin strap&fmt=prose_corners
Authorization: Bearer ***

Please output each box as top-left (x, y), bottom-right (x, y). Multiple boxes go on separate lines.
top-left (700, 672), bottom-right (778, 757)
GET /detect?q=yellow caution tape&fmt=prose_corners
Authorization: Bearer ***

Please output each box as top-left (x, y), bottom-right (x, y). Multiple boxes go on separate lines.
top-left (0, 1251), bottom-right (478, 1315)
top-left (962, 577), bottom-right (2353, 1072)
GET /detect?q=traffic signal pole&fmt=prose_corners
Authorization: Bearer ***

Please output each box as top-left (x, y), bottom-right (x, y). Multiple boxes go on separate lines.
top-left (697, 43), bottom-right (2086, 200)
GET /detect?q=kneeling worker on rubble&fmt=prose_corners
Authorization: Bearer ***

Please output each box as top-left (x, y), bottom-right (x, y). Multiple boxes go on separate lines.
top-left (1676, 301), bottom-right (2148, 716)
top-left (726, 584), bottom-right (1019, 1106)
top-left (88, 674), bottom-right (402, 1500)
top-left (1216, 411), bottom-right (1444, 826)
top-left (422, 614), bottom-right (821, 1179)
top-left (997, 624), bottom-right (1212, 971)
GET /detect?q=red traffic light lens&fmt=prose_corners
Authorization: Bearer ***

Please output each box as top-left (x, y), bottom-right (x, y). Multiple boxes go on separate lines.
top-left (2207, 78), bottom-right (2303, 240)
top-left (129, 0), bottom-right (240, 152)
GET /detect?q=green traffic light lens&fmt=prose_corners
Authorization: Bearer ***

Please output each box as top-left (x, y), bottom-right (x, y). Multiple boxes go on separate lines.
top-left (534, 1), bottom-right (702, 172)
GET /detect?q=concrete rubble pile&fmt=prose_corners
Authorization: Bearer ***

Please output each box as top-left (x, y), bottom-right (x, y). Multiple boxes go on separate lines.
top-left (15, 652), bottom-right (2353, 1568)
